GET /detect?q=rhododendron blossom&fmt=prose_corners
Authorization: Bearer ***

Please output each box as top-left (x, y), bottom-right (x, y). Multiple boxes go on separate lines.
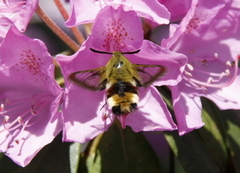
top-left (0, 0), bottom-right (39, 32)
top-left (0, 26), bottom-right (8, 42)
top-left (158, 0), bottom-right (192, 21)
top-left (162, 0), bottom-right (240, 135)
top-left (0, 27), bottom-right (63, 166)
top-left (66, 0), bottom-right (170, 27)
top-left (57, 6), bottom-right (187, 143)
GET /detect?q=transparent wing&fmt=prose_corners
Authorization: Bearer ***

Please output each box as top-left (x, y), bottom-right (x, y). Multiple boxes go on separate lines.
top-left (134, 64), bottom-right (167, 87)
top-left (69, 67), bottom-right (106, 91)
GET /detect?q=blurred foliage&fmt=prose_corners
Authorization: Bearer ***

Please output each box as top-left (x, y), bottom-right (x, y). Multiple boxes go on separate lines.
top-left (164, 98), bottom-right (240, 173)
top-left (78, 120), bottom-right (161, 173)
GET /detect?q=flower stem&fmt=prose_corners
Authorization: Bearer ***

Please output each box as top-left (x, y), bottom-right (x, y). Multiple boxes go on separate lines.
top-left (53, 0), bottom-right (85, 45)
top-left (35, 5), bottom-right (79, 52)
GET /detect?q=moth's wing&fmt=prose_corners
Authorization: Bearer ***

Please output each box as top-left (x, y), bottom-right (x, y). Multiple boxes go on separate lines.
top-left (69, 67), bottom-right (107, 91)
top-left (134, 64), bottom-right (167, 87)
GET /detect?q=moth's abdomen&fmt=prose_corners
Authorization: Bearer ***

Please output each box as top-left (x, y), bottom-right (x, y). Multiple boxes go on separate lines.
top-left (106, 80), bottom-right (139, 115)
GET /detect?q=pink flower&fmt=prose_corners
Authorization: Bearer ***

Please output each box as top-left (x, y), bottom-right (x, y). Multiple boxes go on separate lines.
top-left (162, 0), bottom-right (240, 135)
top-left (57, 6), bottom-right (187, 143)
top-left (0, 0), bottom-right (39, 32)
top-left (65, 0), bottom-right (170, 27)
top-left (0, 27), bottom-right (63, 167)
top-left (0, 26), bottom-right (8, 42)
top-left (158, 0), bottom-right (192, 22)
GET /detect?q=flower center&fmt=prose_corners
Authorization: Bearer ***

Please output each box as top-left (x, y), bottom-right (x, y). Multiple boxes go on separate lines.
top-left (0, 93), bottom-right (51, 135)
top-left (183, 54), bottom-right (239, 92)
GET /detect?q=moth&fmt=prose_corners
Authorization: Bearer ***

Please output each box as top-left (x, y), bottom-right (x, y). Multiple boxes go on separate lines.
top-left (69, 48), bottom-right (166, 117)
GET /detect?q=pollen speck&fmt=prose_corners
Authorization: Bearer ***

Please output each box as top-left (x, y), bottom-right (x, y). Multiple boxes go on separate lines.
top-left (15, 140), bottom-right (19, 144)
top-left (101, 19), bottom-right (130, 51)
top-left (186, 13), bottom-right (206, 33)
top-left (16, 49), bottom-right (45, 76)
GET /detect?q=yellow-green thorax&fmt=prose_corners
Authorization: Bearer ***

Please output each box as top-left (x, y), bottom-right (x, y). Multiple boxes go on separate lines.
top-left (103, 51), bottom-right (140, 86)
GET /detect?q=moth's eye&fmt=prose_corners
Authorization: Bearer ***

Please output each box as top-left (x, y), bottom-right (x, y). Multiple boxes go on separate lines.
top-left (115, 61), bottom-right (124, 68)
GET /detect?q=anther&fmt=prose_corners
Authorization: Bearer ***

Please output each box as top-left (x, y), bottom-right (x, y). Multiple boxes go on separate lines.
top-left (184, 71), bottom-right (193, 77)
top-left (17, 116), bottom-right (23, 124)
top-left (186, 63), bottom-right (194, 71)
top-left (0, 104), bottom-right (4, 112)
top-left (4, 116), bottom-right (9, 123)
top-left (225, 69), bottom-right (230, 76)
top-left (30, 106), bottom-right (37, 116)
top-left (201, 59), bottom-right (208, 65)
top-left (15, 140), bottom-right (19, 144)
top-left (207, 77), bottom-right (213, 84)
top-left (226, 61), bottom-right (232, 67)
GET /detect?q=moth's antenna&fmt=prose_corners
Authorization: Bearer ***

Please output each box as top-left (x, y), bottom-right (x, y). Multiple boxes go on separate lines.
top-left (90, 48), bottom-right (112, 54)
top-left (121, 49), bottom-right (140, 54)
top-left (90, 48), bottom-right (140, 55)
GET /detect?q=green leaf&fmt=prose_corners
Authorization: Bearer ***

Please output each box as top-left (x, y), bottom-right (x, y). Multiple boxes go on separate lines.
top-left (163, 98), bottom-right (240, 173)
top-left (69, 142), bottom-right (82, 173)
top-left (198, 98), bottom-right (228, 171)
top-left (220, 109), bottom-right (240, 173)
top-left (79, 120), bottom-right (162, 173)
top-left (164, 130), bottom-right (222, 173)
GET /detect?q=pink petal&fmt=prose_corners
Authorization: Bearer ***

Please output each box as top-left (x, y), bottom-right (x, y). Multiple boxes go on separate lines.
top-left (204, 72), bottom-right (240, 110)
top-left (0, 0), bottom-right (39, 32)
top-left (162, 0), bottom-right (240, 63)
top-left (0, 27), bottom-right (58, 93)
top-left (91, 5), bottom-right (143, 52)
top-left (170, 85), bottom-right (204, 135)
top-left (66, 0), bottom-right (170, 27)
top-left (0, 27), bottom-right (63, 166)
top-left (158, 0), bottom-right (192, 22)
top-left (127, 40), bottom-right (187, 86)
top-left (0, 26), bottom-right (8, 42)
top-left (0, 110), bottom-right (62, 167)
top-left (57, 39), bottom-right (113, 143)
top-left (62, 87), bottom-right (113, 143)
top-left (124, 87), bottom-right (177, 132)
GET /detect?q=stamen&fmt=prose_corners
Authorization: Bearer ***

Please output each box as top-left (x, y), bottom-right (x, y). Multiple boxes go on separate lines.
top-left (4, 116), bottom-right (9, 123)
top-left (201, 59), bottom-right (208, 65)
top-left (184, 71), bottom-right (193, 77)
top-left (30, 105), bottom-right (37, 116)
top-left (225, 69), bottom-right (230, 76)
top-left (186, 63), bottom-right (194, 71)
top-left (17, 116), bottom-right (23, 125)
top-left (226, 61), bottom-right (231, 66)
top-left (183, 55), bottom-right (239, 90)
top-left (0, 104), bottom-right (4, 113)
top-left (3, 116), bottom-right (22, 131)
top-left (226, 61), bottom-right (234, 67)
top-left (188, 68), bottom-right (228, 77)
top-left (0, 94), bottom-right (51, 134)
top-left (207, 77), bottom-right (213, 84)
